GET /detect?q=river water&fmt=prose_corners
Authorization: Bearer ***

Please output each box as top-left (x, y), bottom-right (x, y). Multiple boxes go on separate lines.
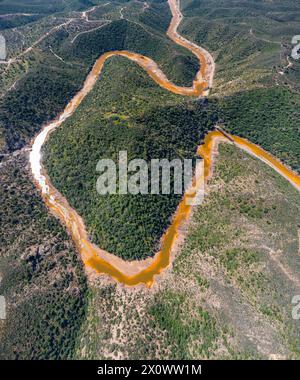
top-left (29, 0), bottom-right (300, 286)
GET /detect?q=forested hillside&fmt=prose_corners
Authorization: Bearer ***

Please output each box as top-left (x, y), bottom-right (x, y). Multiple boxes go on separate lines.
top-left (0, 152), bottom-right (87, 359)
top-left (44, 57), bottom-right (215, 260)
top-left (180, 0), bottom-right (300, 95)
top-left (75, 145), bottom-right (300, 359)
top-left (0, 0), bottom-right (92, 15)
top-left (0, 0), bottom-right (198, 153)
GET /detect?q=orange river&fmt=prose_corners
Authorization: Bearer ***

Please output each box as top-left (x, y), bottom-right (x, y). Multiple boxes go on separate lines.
top-left (29, 0), bottom-right (300, 287)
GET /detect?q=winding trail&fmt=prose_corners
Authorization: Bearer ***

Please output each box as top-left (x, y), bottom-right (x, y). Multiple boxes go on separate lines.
top-left (0, 18), bottom-right (74, 67)
top-left (29, 0), bottom-right (300, 287)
